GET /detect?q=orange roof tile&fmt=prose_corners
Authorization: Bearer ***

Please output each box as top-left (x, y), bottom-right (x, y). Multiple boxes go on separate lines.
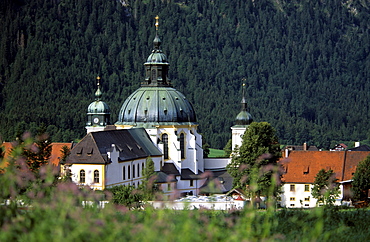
top-left (280, 150), bottom-right (370, 184)
top-left (1, 142), bottom-right (72, 168)
top-left (49, 143), bottom-right (73, 166)
top-left (342, 151), bottom-right (370, 181)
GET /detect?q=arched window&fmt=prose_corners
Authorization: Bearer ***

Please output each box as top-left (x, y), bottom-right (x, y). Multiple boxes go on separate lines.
top-left (123, 166), bottom-right (126, 180)
top-left (128, 166), bottom-right (131, 179)
top-left (80, 170), bottom-right (85, 183)
top-left (94, 170), bottom-right (99, 183)
top-left (137, 163), bottom-right (140, 177)
top-left (133, 164), bottom-right (135, 178)
top-left (142, 163), bottom-right (144, 176)
top-left (162, 134), bottom-right (169, 159)
top-left (180, 133), bottom-right (185, 159)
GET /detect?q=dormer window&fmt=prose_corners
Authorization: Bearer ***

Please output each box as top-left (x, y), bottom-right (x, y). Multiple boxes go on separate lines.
top-left (303, 166), bottom-right (309, 175)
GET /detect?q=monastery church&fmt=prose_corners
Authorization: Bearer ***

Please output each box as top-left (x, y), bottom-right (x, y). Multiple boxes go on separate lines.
top-left (64, 17), bottom-right (253, 194)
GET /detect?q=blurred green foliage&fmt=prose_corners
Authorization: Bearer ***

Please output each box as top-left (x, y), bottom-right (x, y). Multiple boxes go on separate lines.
top-left (1, 133), bottom-right (370, 241)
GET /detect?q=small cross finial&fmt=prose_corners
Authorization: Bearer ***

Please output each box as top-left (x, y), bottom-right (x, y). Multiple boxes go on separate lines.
top-left (155, 15), bottom-right (159, 31)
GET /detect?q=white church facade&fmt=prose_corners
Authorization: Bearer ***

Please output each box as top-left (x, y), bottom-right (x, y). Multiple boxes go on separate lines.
top-left (64, 17), bottom-right (253, 196)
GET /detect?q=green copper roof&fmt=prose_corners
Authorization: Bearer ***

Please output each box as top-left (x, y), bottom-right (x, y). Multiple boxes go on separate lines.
top-left (146, 35), bottom-right (168, 64)
top-left (116, 87), bottom-right (196, 125)
top-left (87, 101), bottom-right (110, 114)
top-left (87, 78), bottom-right (110, 114)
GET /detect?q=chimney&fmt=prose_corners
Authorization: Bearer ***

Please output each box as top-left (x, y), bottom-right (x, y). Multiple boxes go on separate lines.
top-left (285, 148), bottom-right (289, 158)
top-left (303, 142), bottom-right (307, 151)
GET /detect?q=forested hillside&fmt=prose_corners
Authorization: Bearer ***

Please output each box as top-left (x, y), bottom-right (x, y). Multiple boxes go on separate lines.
top-left (1, 0), bottom-right (369, 149)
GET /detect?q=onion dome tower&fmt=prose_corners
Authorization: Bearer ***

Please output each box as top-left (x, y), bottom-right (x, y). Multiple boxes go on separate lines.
top-left (86, 76), bottom-right (111, 133)
top-left (115, 16), bottom-right (203, 178)
top-left (115, 18), bottom-right (196, 128)
top-left (231, 82), bottom-right (253, 151)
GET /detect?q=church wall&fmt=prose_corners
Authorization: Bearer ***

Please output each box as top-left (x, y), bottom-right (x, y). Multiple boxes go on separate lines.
top-left (175, 178), bottom-right (206, 196)
top-left (70, 164), bottom-right (105, 190)
top-left (231, 126), bottom-right (247, 151)
top-left (145, 126), bottom-right (204, 175)
top-left (105, 147), bottom-right (162, 188)
top-left (204, 158), bottom-right (231, 170)
top-left (86, 126), bottom-right (106, 134)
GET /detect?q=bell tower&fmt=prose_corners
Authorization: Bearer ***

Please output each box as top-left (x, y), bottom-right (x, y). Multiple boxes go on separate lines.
top-left (231, 81), bottom-right (253, 151)
top-left (86, 76), bottom-right (111, 133)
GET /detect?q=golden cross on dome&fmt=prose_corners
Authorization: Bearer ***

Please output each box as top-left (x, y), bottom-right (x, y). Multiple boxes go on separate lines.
top-left (155, 15), bottom-right (159, 31)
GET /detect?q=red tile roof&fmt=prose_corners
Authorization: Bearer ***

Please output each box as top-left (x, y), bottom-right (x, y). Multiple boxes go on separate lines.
top-left (1, 142), bottom-right (72, 168)
top-left (280, 150), bottom-right (370, 184)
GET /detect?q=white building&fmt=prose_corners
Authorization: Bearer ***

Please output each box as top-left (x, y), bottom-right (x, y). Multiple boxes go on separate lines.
top-left (280, 149), bottom-right (370, 208)
top-left (65, 17), bottom-right (251, 194)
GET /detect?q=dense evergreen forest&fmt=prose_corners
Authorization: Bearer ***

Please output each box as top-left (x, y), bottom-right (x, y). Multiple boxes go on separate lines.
top-left (0, 0), bottom-right (369, 149)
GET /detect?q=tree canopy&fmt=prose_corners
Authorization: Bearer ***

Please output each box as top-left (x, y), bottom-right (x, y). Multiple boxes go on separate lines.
top-left (227, 122), bottom-right (281, 197)
top-left (311, 169), bottom-right (340, 206)
top-left (352, 155), bottom-right (370, 202)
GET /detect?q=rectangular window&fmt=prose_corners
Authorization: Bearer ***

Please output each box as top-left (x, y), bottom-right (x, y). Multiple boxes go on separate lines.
top-left (290, 197), bottom-right (295, 201)
top-left (290, 184), bottom-right (295, 192)
top-left (167, 184), bottom-right (171, 191)
top-left (190, 180), bottom-right (194, 187)
top-left (123, 166), bottom-right (126, 180)
top-left (304, 184), bottom-right (310, 192)
top-left (128, 166), bottom-right (131, 179)
top-left (133, 164), bottom-right (135, 178)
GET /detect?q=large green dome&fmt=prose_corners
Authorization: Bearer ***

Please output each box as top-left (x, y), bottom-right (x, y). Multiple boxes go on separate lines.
top-left (116, 87), bottom-right (196, 126)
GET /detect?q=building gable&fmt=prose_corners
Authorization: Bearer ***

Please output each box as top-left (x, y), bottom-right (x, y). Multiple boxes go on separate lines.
top-left (282, 150), bottom-right (370, 184)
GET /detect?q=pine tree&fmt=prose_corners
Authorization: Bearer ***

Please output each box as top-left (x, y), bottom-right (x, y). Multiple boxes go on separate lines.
top-left (223, 139), bottom-right (232, 157)
top-left (22, 126), bottom-right (52, 173)
top-left (141, 156), bottom-right (157, 199)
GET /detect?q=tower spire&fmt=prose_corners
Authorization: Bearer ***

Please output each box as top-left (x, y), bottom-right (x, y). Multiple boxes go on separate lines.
top-left (241, 79), bottom-right (247, 112)
top-left (95, 76), bottom-right (102, 101)
top-left (153, 15), bottom-right (161, 50)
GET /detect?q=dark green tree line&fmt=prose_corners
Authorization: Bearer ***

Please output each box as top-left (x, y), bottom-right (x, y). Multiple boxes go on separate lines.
top-left (0, 0), bottom-right (369, 149)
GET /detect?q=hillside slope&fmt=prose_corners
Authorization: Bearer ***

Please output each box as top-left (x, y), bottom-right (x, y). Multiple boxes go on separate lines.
top-left (0, 0), bottom-right (369, 149)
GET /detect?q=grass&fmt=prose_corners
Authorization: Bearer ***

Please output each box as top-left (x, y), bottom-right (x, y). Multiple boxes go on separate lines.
top-left (208, 148), bottom-right (226, 158)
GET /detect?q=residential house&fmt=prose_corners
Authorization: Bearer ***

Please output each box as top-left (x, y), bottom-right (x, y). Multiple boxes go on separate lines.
top-left (280, 150), bottom-right (370, 208)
